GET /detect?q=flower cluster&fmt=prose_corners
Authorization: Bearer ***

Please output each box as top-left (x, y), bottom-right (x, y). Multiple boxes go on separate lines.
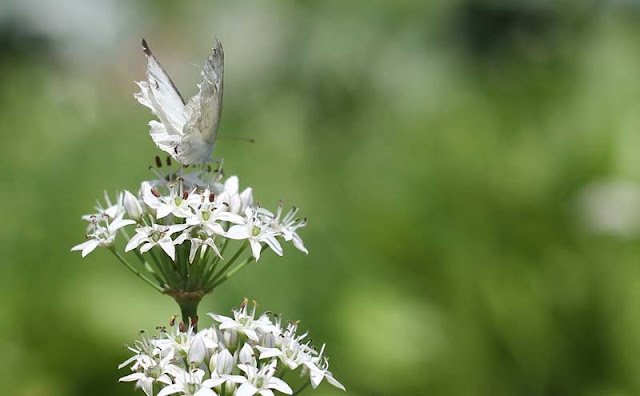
top-left (73, 158), bottom-right (307, 263)
top-left (72, 159), bottom-right (308, 295)
top-left (119, 299), bottom-right (344, 396)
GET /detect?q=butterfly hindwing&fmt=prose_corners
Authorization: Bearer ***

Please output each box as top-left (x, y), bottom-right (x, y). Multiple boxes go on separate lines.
top-left (136, 38), bottom-right (224, 165)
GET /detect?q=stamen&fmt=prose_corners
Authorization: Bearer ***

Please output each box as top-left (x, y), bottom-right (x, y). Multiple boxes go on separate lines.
top-left (241, 298), bottom-right (248, 309)
top-left (209, 192), bottom-right (215, 202)
top-left (179, 321), bottom-right (185, 332)
top-left (166, 156), bottom-right (172, 167)
top-left (182, 191), bottom-right (189, 200)
top-left (155, 156), bottom-right (162, 168)
top-left (169, 315), bottom-right (177, 327)
top-left (151, 188), bottom-right (161, 198)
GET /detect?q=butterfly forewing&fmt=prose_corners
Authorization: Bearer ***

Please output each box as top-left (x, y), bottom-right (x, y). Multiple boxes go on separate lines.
top-left (141, 39), bottom-right (187, 133)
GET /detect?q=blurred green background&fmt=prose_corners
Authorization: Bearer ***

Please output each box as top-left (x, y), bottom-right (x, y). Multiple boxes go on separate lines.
top-left (3, 1), bottom-right (640, 395)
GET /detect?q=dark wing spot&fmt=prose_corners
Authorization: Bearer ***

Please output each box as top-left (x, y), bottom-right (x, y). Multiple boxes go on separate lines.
top-left (141, 38), bottom-right (152, 55)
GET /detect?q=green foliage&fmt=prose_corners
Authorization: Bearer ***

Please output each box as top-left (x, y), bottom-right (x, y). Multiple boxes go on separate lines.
top-left (2, 2), bottom-right (640, 395)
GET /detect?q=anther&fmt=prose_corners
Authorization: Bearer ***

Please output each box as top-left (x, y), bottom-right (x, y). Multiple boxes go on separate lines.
top-left (151, 188), bottom-right (161, 198)
top-left (166, 156), bottom-right (172, 167)
top-left (179, 321), bottom-right (185, 332)
top-left (209, 192), bottom-right (215, 202)
top-left (192, 315), bottom-right (199, 327)
top-left (183, 191), bottom-right (189, 200)
top-left (155, 156), bottom-right (162, 168)
top-left (241, 298), bottom-right (248, 308)
top-left (169, 315), bottom-right (177, 327)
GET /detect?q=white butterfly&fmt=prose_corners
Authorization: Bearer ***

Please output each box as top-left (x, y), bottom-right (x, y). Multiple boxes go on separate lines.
top-left (135, 38), bottom-right (224, 165)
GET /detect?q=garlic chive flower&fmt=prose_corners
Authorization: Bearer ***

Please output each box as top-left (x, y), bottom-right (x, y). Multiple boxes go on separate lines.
top-left (72, 159), bottom-right (309, 325)
top-left (71, 213), bottom-right (135, 257)
top-left (126, 223), bottom-right (189, 260)
top-left (119, 299), bottom-right (344, 396)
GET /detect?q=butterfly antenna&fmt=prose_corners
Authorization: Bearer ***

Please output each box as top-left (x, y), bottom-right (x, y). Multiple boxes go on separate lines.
top-left (217, 136), bottom-right (256, 144)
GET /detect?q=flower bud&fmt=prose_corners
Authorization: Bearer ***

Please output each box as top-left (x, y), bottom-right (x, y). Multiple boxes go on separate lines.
top-left (123, 190), bottom-right (143, 220)
top-left (210, 348), bottom-right (235, 375)
top-left (239, 343), bottom-right (255, 365)
top-left (223, 329), bottom-right (239, 352)
top-left (188, 332), bottom-right (206, 365)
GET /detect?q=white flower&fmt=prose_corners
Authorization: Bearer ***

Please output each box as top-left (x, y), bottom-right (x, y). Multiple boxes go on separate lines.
top-left (119, 350), bottom-right (178, 396)
top-left (256, 322), bottom-right (311, 370)
top-left (157, 368), bottom-right (225, 396)
top-left (125, 223), bottom-right (189, 260)
top-left (226, 360), bottom-right (292, 396)
top-left (123, 189), bottom-right (144, 220)
top-left (142, 182), bottom-right (194, 219)
top-left (175, 230), bottom-right (222, 263)
top-left (226, 207), bottom-right (283, 260)
top-left (119, 300), bottom-right (344, 396)
top-left (302, 345), bottom-right (345, 391)
top-left (72, 214), bottom-right (135, 257)
top-left (269, 202), bottom-right (308, 254)
top-left (223, 176), bottom-right (254, 215)
top-left (208, 299), bottom-right (274, 342)
top-left (186, 189), bottom-right (244, 235)
top-left (81, 191), bottom-right (124, 225)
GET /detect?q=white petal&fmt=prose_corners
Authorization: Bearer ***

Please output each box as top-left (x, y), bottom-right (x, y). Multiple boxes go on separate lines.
top-left (207, 313), bottom-right (231, 323)
top-left (258, 348), bottom-right (282, 360)
top-left (222, 374), bottom-right (247, 384)
top-left (71, 240), bottom-right (95, 255)
top-left (218, 212), bottom-right (245, 224)
top-left (194, 388), bottom-right (217, 396)
top-left (141, 182), bottom-right (161, 209)
top-left (309, 369), bottom-right (323, 388)
top-left (225, 225), bottom-right (250, 240)
top-left (141, 378), bottom-right (154, 396)
top-left (118, 373), bottom-right (146, 382)
top-left (224, 176), bottom-right (239, 195)
top-left (159, 239), bottom-right (176, 260)
top-left (250, 240), bottom-right (262, 261)
top-left (326, 374), bottom-right (346, 391)
top-left (188, 333), bottom-right (206, 364)
top-left (292, 234), bottom-right (308, 254)
top-left (80, 240), bottom-right (100, 257)
top-left (156, 204), bottom-right (174, 219)
top-left (125, 233), bottom-right (146, 252)
top-left (263, 237), bottom-right (283, 256)
top-left (110, 218), bottom-right (136, 231)
top-left (202, 377), bottom-right (226, 388)
top-left (268, 377), bottom-right (292, 394)
top-left (117, 355), bottom-right (139, 369)
top-left (236, 383), bottom-right (259, 396)
top-left (157, 384), bottom-right (184, 396)
top-left (139, 242), bottom-right (156, 254)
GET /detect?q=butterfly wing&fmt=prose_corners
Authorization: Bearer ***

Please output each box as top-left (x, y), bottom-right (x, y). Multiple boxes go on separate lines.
top-left (179, 38), bottom-right (224, 164)
top-left (135, 39), bottom-right (187, 155)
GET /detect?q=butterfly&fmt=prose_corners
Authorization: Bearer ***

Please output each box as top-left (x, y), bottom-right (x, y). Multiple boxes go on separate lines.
top-left (135, 38), bottom-right (224, 165)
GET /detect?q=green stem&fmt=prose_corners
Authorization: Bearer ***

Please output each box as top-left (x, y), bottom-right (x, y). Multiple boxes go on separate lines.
top-left (208, 242), bottom-right (248, 285)
top-left (292, 381), bottom-right (311, 396)
top-left (110, 249), bottom-right (163, 292)
top-left (179, 298), bottom-right (200, 331)
top-left (209, 255), bottom-right (255, 290)
top-left (149, 248), bottom-right (177, 288)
